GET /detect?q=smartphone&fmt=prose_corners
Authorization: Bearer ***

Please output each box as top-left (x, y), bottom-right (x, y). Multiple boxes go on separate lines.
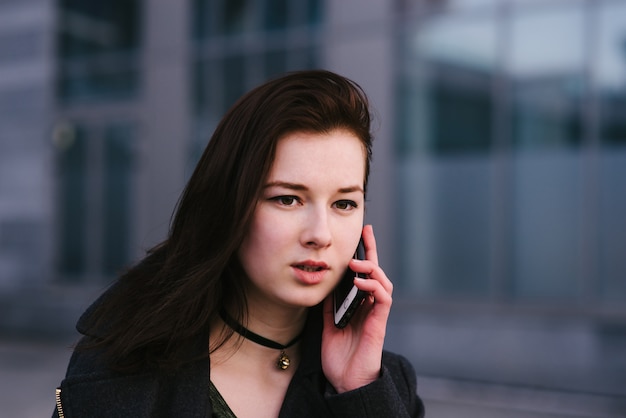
top-left (333, 238), bottom-right (367, 328)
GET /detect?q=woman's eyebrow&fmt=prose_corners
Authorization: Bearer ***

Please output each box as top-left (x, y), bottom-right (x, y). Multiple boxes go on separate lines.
top-left (264, 181), bottom-right (308, 191)
top-left (265, 181), bottom-right (363, 194)
top-left (338, 185), bottom-right (364, 194)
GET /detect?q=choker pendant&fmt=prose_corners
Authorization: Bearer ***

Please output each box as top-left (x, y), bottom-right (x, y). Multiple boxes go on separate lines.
top-left (277, 351), bottom-right (290, 370)
top-left (219, 309), bottom-right (304, 371)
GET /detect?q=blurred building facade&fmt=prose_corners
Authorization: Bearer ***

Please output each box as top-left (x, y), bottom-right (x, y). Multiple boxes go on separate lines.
top-left (0, 0), bottom-right (625, 416)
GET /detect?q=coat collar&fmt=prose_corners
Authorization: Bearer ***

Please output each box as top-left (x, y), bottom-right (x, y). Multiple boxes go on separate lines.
top-left (71, 283), bottom-right (329, 416)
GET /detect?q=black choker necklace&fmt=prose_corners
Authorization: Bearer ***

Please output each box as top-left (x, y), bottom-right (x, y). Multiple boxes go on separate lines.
top-left (219, 309), bottom-right (304, 370)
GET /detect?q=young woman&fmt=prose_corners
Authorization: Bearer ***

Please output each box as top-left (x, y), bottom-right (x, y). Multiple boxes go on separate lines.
top-left (53, 70), bottom-right (425, 417)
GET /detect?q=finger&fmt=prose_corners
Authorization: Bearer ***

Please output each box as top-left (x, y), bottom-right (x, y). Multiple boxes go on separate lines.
top-left (354, 276), bottom-right (392, 307)
top-left (349, 259), bottom-right (393, 295)
top-left (352, 278), bottom-right (392, 330)
top-left (361, 225), bottom-right (379, 265)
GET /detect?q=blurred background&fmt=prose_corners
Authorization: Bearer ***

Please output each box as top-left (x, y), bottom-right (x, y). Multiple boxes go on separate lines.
top-left (0, 0), bottom-right (625, 416)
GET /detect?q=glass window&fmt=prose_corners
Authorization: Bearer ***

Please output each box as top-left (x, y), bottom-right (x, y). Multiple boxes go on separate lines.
top-left (56, 124), bottom-right (87, 279)
top-left (306, 0), bottom-right (322, 25)
top-left (57, 0), bottom-right (141, 102)
top-left (222, 54), bottom-right (248, 112)
top-left (597, 2), bottom-right (626, 148)
top-left (396, 0), bottom-right (626, 403)
top-left (54, 120), bottom-right (137, 281)
top-left (509, 5), bottom-right (586, 150)
top-left (415, 14), bottom-right (498, 154)
top-left (223, 0), bottom-right (256, 35)
top-left (509, 4), bottom-right (586, 300)
top-left (397, 13), bottom-right (498, 296)
top-left (289, 46), bottom-right (319, 71)
top-left (103, 123), bottom-right (136, 275)
top-left (597, 1), bottom-right (626, 302)
top-left (511, 153), bottom-right (585, 300)
top-left (444, 0), bottom-right (502, 12)
top-left (193, 0), bottom-right (257, 38)
top-left (264, 0), bottom-right (289, 30)
top-left (190, 0), bottom-right (323, 169)
top-left (417, 13), bottom-right (499, 78)
top-left (192, 0), bottom-right (210, 39)
top-left (264, 48), bottom-right (289, 79)
top-left (429, 71), bottom-right (493, 154)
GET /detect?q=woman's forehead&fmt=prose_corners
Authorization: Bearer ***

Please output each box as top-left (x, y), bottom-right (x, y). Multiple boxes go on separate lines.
top-left (267, 130), bottom-right (367, 190)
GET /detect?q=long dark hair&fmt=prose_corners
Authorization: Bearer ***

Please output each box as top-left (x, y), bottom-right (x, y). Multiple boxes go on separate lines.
top-left (82, 70), bottom-right (373, 371)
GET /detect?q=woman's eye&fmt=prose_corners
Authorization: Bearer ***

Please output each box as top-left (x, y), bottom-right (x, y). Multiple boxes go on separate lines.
top-left (334, 200), bottom-right (357, 211)
top-left (271, 196), bottom-right (299, 206)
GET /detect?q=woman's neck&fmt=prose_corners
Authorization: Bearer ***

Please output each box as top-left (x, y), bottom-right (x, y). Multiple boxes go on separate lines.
top-left (209, 305), bottom-right (305, 418)
top-left (210, 302), bottom-right (308, 374)
top-left (242, 301), bottom-right (308, 346)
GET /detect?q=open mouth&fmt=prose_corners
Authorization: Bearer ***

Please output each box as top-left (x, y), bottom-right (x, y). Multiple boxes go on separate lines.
top-left (295, 265), bottom-right (325, 272)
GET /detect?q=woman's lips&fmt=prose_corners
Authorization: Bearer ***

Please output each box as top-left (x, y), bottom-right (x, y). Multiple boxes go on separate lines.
top-left (291, 261), bottom-right (329, 285)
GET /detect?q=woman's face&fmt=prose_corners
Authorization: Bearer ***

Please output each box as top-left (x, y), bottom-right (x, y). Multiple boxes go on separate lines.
top-left (238, 129), bottom-right (366, 310)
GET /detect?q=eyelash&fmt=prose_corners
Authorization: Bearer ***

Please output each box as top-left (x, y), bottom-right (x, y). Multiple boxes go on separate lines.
top-left (268, 196), bottom-right (358, 211)
top-left (334, 200), bottom-right (358, 211)
top-left (270, 195), bottom-right (301, 206)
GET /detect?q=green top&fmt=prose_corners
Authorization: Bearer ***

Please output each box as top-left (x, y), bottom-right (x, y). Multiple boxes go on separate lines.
top-left (209, 381), bottom-right (238, 418)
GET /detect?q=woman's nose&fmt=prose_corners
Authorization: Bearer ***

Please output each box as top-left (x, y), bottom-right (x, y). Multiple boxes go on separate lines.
top-left (301, 206), bottom-right (332, 249)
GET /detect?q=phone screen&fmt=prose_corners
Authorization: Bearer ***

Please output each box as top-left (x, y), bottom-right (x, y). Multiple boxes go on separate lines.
top-left (333, 239), bottom-right (366, 328)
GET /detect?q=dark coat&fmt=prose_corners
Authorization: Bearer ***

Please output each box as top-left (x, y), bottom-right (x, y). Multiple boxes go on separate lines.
top-left (53, 301), bottom-right (424, 417)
